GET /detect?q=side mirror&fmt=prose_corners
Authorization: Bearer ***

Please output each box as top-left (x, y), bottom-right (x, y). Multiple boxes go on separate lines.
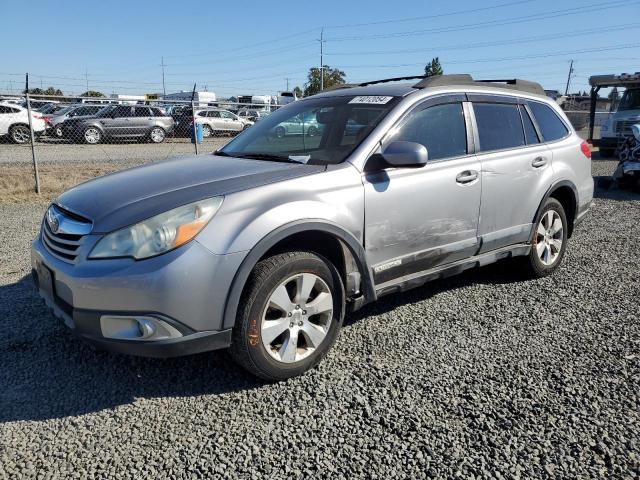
top-left (367, 141), bottom-right (428, 171)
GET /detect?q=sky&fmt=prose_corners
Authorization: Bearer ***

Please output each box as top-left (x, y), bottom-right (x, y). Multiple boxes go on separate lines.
top-left (1, 0), bottom-right (639, 98)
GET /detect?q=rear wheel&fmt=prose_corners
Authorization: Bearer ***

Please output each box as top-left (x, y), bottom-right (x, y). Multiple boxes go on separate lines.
top-left (9, 125), bottom-right (30, 144)
top-left (230, 251), bottom-right (345, 381)
top-left (521, 198), bottom-right (568, 277)
top-left (201, 124), bottom-right (212, 137)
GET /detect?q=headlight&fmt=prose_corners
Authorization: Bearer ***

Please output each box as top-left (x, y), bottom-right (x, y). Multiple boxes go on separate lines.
top-left (89, 197), bottom-right (223, 259)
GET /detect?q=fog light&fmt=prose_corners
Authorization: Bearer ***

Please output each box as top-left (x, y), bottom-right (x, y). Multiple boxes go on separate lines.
top-left (100, 315), bottom-right (183, 341)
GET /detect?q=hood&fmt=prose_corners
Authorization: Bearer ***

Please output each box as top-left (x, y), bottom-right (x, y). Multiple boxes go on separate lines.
top-left (56, 155), bottom-right (325, 233)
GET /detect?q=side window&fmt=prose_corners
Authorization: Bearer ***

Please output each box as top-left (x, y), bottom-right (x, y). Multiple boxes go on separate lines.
top-left (151, 108), bottom-right (163, 116)
top-left (112, 106), bottom-right (132, 118)
top-left (220, 111), bottom-right (235, 119)
top-left (527, 101), bottom-right (569, 142)
top-left (209, 111), bottom-right (221, 118)
top-left (0, 106), bottom-right (9, 114)
top-left (389, 102), bottom-right (467, 160)
top-left (133, 107), bottom-right (151, 117)
top-left (519, 105), bottom-right (540, 145)
top-left (473, 103), bottom-right (525, 152)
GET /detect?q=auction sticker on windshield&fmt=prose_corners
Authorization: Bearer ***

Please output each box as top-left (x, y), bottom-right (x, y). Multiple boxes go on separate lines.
top-left (349, 96), bottom-right (394, 104)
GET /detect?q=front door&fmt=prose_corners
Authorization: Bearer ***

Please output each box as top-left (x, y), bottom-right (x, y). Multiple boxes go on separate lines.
top-left (363, 97), bottom-right (481, 286)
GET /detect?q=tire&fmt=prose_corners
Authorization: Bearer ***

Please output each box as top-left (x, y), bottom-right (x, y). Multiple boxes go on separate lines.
top-left (230, 251), bottom-right (345, 381)
top-left (149, 127), bottom-right (166, 144)
top-left (54, 126), bottom-right (63, 138)
top-left (202, 125), bottom-right (212, 138)
top-left (599, 148), bottom-right (615, 158)
top-left (307, 126), bottom-right (318, 137)
top-left (521, 198), bottom-right (568, 278)
top-left (274, 126), bottom-right (286, 138)
top-left (83, 127), bottom-right (101, 144)
top-left (9, 124), bottom-right (30, 144)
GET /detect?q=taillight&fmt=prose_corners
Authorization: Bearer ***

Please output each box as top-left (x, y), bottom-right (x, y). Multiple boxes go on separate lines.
top-left (580, 141), bottom-right (591, 159)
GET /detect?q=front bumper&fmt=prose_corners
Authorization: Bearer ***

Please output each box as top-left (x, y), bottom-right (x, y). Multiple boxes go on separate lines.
top-left (31, 234), bottom-right (245, 357)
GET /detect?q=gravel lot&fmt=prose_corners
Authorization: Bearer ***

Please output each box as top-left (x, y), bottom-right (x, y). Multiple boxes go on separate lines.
top-left (0, 158), bottom-right (638, 479)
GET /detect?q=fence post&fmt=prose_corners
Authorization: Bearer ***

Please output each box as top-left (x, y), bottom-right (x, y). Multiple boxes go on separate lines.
top-left (191, 100), bottom-right (199, 155)
top-left (25, 92), bottom-right (41, 194)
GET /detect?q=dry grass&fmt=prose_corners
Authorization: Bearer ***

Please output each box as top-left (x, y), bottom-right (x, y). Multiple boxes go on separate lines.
top-left (0, 162), bottom-right (143, 204)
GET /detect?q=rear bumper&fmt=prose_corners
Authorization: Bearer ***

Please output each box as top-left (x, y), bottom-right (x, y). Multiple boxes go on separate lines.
top-left (593, 137), bottom-right (618, 149)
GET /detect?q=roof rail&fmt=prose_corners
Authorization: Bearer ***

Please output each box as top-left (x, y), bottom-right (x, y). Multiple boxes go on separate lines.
top-left (320, 74), bottom-right (546, 96)
top-left (412, 74), bottom-right (545, 96)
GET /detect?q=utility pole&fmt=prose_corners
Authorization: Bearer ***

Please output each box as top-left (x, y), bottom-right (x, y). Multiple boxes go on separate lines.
top-left (318, 27), bottom-right (326, 91)
top-left (161, 56), bottom-right (166, 96)
top-left (85, 68), bottom-right (89, 94)
top-left (285, 77), bottom-right (290, 91)
top-left (564, 59), bottom-right (574, 96)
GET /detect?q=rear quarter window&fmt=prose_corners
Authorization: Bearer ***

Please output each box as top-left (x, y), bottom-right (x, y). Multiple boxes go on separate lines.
top-left (528, 101), bottom-right (569, 142)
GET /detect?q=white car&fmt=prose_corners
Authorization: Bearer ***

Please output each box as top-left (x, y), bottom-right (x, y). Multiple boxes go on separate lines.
top-left (194, 108), bottom-right (253, 137)
top-left (0, 102), bottom-right (47, 143)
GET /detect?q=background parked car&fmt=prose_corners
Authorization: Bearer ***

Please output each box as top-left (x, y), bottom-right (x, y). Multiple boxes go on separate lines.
top-left (61, 104), bottom-right (174, 144)
top-left (272, 112), bottom-right (321, 138)
top-left (44, 104), bottom-right (105, 137)
top-left (0, 102), bottom-right (46, 143)
top-left (193, 108), bottom-right (253, 136)
top-left (20, 99), bottom-right (60, 112)
top-left (238, 109), bottom-right (270, 122)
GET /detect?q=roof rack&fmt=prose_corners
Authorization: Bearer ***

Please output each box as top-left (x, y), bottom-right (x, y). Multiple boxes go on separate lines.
top-left (322, 74), bottom-right (546, 96)
top-left (413, 74), bottom-right (545, 96)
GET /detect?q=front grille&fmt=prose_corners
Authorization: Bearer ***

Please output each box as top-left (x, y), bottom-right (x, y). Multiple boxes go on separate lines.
top-left (615, 120), bottom-right (637, 135)
top-left (41, 205), bottom-right (91, 263)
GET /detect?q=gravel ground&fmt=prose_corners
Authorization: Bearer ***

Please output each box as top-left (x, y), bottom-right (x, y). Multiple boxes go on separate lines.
top-left (0, 159), bottom-right (638, 479)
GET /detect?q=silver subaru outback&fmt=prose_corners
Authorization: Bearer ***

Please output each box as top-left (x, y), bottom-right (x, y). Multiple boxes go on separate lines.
top-left (32, 74), bottom-right (594, 380)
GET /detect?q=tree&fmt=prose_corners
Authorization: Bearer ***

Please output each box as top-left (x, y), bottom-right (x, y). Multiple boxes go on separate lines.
top-left (293, 86), bottom-right (303, 99)
top-left (303, 65), bottom-right (346, 97)
top-left (23, 87), bottom-right (63, 96)
top-left (424, 57), bottom-right (443, 77)
top-left (80, 90), bottom-right (105, 97)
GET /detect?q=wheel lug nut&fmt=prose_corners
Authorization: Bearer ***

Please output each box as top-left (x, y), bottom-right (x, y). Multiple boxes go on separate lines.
top-left (289, 322), bottom-right (294, 328)
top-left (295, 305), bottom-right (300, 310)
top-left (302, 310), bottom-right (307, 315)
top-left (298, 321), bottom-right (303, 326)
top-left (287, 312), bottom-right (292, 317)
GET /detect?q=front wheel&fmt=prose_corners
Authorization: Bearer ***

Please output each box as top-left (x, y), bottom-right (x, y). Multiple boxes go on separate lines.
top-left (202, 124), bottom-right (213, 137)
top-left (83, 127), bottom-right (101, 144)
top-left (230, 251), bottom-right (345, 381)
top-left (149, 127), bottom-right (166, 143)
top-left (521, 198), bottom-right (568, 278)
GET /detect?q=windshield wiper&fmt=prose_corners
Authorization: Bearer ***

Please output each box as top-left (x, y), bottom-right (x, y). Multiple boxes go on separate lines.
top-left (213, 150), bottom-right (234, 157)
top-left (236, 152), bottom-right (306, 164)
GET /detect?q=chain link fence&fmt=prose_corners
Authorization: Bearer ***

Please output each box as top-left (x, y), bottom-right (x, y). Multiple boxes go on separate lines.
top-left (0, 92), bottom-right (618, 198)
top-left (0, 93), bottom-right (279, 198)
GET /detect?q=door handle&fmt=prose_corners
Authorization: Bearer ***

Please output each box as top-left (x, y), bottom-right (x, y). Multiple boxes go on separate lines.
top-left (532, 156), bottom-right (548, 168)
top-left (456, 170), bottom-right (478, 184)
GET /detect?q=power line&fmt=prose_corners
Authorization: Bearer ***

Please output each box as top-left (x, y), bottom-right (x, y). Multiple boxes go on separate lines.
top-left (326, 0), bottom-right (639, 41)
top-left (324, 0), bottom-right (534, 29)
top-left (325, 23), bottom-right (640, 56)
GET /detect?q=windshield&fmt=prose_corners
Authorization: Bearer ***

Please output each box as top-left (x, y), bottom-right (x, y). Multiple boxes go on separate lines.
top-left (56, 105), bottom-right (76, 115)
top-left (219, 95), bottom-right (399, 165)
top-left (618, 88), bottom-right (640, 111)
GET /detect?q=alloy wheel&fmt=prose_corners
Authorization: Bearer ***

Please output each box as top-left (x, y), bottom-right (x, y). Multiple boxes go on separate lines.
top-left (84, 127), bottom-right (100, 144)
top-left (150, 127), bottom-right (165, 143)
top-left (11, 126), bottom-right (30, 144)
top-left (534, 209), bottom-right (563, 266)
top-left (261, 273), bottom-right (333, 363)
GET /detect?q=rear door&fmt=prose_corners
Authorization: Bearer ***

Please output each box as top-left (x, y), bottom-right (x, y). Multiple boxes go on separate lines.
top-left (363, 95), bottom-right (482, 286)
top-left (470, 95), bottom-right (553, 252)
top-left (132, 106), bottom-right (153, 137)
top-left (220, 110), bottom-right (243, 131)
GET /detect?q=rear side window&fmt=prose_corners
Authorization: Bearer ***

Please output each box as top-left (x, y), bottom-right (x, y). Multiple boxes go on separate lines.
top-left (527, 101), bottom-right (568, 142)
top-left (519, 105), bottom-right (540, 145)
top-left (473, 103), bottom-right (525, 152)
top-left (133, 107), bottom-right (151, 117)
top-left (389, 102), bottom-right (467, 161)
